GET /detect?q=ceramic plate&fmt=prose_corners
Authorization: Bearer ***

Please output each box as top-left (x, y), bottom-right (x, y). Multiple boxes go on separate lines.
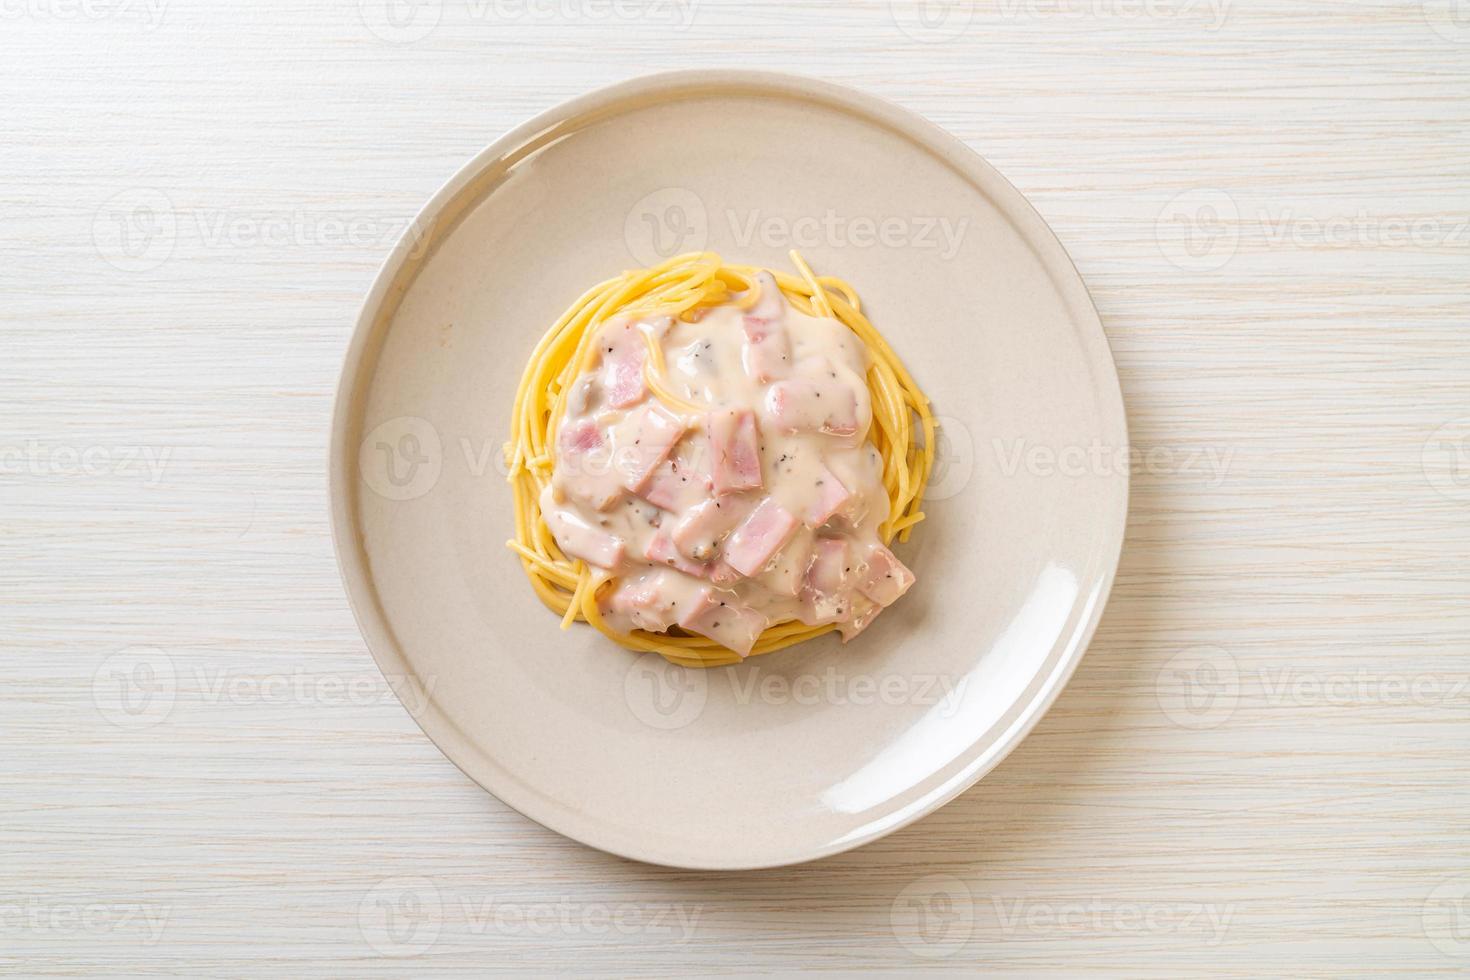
top-left (330, 71), bottom-right (1127, 870)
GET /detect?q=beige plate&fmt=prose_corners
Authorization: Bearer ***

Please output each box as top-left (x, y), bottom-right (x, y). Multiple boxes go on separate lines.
top-left (330, 71), bottom-right (1128, 870)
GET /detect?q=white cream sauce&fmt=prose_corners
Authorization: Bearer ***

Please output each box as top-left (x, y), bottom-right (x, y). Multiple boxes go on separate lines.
top-left (541, 274), bottom-right (914, 657)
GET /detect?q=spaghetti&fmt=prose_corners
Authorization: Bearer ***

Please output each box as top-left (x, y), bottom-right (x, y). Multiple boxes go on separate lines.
top-left (505, 251), bottom-right (936, 668)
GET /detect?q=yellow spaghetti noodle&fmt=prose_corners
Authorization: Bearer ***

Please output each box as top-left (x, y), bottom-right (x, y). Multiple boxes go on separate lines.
top-left (504, 251), bottom-right (936, 668)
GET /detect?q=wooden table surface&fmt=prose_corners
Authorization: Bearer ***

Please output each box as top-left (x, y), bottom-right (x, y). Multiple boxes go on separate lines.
top-left (5, 1), bottom-right (1469, 974)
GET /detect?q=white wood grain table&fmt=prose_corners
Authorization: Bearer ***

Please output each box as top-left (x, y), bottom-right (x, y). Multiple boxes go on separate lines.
top-left (4, 1), bottom-right (1469, 974)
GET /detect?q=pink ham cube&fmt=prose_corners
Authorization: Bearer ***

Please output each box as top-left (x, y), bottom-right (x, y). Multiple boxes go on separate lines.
top-left (746, 270), bottom-right (784, 320)
top-left (764, 378), bottom-right (860, 438)
top-left (837, 596), bottom-right (884, 642)
top-left (637, 456), bottom-right (711, 512)
top-left (855, 543), bottom-right (915, 607)
top-left (670, 495), bottom-right (750, 562)
top-left (541, 498), bottom-right (625, 571)
top-left (555, 419), bottom-right (621, 511)
top-left (706, 408), bottom-right (763, 494)
top-left (615, 403), bottom-right (686, 494)
top-left (807, 538), bottom-right (849, 593)
top-left (638, 462), bottom-right (684, 510)
top-left (763, 358), bottom-right (864, 439)
top-left (741, 313), bottom-right (790, 383)
top-left (676, 587), bottom-right (767, 658)
top-left (722, 497), bottom-right (798, 577)
top-left (644, 530), bottom-right (709, 579)
top-left (605, 572), bottom-right (680, 633)
top-left (601, 322), bottom-right (647, 409)
top-left (707, 560), bottom-right (743, 587)
top-left (759, 530), bottom-right (813, 597)
top-left (803, 464), bottom-right (851, 528)
top-left (801, 538), bottom-right (851, 623)
top-left (560, 418), bottom-right (603, 454)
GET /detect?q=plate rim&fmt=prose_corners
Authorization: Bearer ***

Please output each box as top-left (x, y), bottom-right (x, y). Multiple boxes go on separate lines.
top-left (328, 68), bottom-right (1129, 870)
